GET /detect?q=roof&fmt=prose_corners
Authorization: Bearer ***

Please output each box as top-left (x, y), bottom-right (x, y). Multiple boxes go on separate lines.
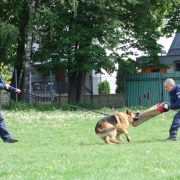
top-left (167, 33), bottom-right (180, 55)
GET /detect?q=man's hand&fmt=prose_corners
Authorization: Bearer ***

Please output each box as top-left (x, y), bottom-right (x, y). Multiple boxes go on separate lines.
top-left (15, 88), bottom-right (21, 93)
top-left (162, 102), bottom-right (170, 112)
top-left (5, 84), bottom-right (21, 93)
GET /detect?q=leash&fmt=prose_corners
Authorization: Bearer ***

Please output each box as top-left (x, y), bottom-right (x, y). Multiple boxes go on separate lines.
top-left (62, 103), bottom-right (110, 116)
top-left (22, 92), bottom-right (110, 116)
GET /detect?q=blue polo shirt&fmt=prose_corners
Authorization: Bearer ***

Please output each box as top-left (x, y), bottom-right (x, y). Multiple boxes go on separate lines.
top-left (169, 84), bottom-right (180, 110)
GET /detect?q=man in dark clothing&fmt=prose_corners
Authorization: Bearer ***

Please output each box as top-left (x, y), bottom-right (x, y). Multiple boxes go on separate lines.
top-left (0, 77), bottom-right (21, 143)
top-left (164, 78), bottom-right (180, 141)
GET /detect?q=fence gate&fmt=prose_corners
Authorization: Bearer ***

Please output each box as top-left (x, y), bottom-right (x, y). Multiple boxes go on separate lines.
top-left (125, 72), bottom-right (180, 107)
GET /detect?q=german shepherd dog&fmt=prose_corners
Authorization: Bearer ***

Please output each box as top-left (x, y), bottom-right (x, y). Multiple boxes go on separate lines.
top-left (95, 109), bottom-right (139, 144)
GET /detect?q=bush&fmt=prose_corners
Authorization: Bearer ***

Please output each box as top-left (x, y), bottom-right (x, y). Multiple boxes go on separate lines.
top-left (98, 80), bottom-right (110, 94)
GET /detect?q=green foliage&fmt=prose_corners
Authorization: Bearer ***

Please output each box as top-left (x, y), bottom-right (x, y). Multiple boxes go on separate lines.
top-left (32, 0), bottom-right (178, 76)
top-left (98, 80), bottom-right (110, 94)
top-left (116, 58), bottom-right (137, 93)
top-left (117, 0), bottom-right (175, 68)
top-left (0, 65), bottom-right (13, 84)
top-left (161, 0), bottom-right (180, 35)
top-left (1, 0), bottom-right (180, 103)
top-left (33, 1), bottom-right (118, 75)
top-left (0, 22), bottom-right (19, 64)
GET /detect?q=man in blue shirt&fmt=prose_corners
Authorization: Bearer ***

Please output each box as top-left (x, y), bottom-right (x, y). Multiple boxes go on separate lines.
top-left (164, 78), bottom-right (180, 141)
top-left (0, 77), bottom-right (21, 143)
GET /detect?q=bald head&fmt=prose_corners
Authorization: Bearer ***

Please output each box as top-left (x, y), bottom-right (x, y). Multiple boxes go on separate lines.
top-left (164, 78), bottom-right (175, 92)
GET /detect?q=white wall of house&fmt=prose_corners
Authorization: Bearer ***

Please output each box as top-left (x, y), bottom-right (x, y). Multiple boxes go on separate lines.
top-left (91, 70), bottom-right (101, 94)
top-left (167, 65), bottom-right (174, 73)
top-left (31, 66), bottom-right (44, 82)
top-left (101, 71), bottom-right (117, 94)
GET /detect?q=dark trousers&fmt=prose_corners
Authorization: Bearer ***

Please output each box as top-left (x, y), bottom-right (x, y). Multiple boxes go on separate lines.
top-left (0, 113), bottom-right (11, 140)
top-left (170, 111), bottom-right (180, 132)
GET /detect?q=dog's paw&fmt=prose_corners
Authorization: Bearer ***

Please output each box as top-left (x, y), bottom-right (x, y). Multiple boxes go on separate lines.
top-left (118, 142), bottom-right (124, 145)
top-left (118, 142), bottom-right (124, 144)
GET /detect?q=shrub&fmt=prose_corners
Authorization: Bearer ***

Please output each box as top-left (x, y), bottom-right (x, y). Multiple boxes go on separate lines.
top-left (98, 80), bottom-right (110, 94)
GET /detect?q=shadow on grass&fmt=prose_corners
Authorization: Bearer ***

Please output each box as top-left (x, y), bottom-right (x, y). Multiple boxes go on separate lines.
top-left (79, 141), bottom-right (128, 146)
top-left (133, 138), bottom-right (178, 143)
top-left (79, 142), bottom-right (105, 146)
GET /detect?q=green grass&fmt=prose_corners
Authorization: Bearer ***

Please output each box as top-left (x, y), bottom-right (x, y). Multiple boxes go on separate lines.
top-left (1, 107), bottom-right (180, 180)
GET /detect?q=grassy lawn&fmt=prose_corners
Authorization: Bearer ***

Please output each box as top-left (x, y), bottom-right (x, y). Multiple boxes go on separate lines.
top-left (1, 107), bottom-right (180, 180)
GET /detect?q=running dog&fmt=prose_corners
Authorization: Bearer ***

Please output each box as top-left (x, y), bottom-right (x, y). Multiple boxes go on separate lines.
top-left (95, 109), bottom-right (139, 144)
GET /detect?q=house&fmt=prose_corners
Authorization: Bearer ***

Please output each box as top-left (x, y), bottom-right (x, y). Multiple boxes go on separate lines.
top-left (139, 33), bottom-right (180, 73)
top-left (159, 33), bottom-right (180, 73)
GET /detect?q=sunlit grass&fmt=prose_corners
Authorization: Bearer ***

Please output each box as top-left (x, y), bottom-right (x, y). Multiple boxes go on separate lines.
top-left (1, 108), bottom-right (180, 180)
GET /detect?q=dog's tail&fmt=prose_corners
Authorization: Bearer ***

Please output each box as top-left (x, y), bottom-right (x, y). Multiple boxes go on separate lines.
top-left (95, 127), bottom-right (115, 138)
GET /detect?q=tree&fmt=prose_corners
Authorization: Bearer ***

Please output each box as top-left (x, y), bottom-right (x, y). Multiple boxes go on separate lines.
top-left (1, 0), bottom-right (179, 103)
top-left (23, 0), bottom-right (36, 102)
top-left (116, 58), bottom-right (137, 93)
top-left (33, 0), bottom-right (119, 103)
top-left (0, 65), bottom-right (13, 84)
top-left (116, 0), bottom-right (168, 70)
top-left (0, 0), bottom-right (31, 98)
top-left (161, 0), bottom-right (180, 35)
top-left (0, 22), bottom-right (19, 65)
top-left (33, 0), bottom-right (173, 103)
top-left (0, 0), bottom-right (41, 101)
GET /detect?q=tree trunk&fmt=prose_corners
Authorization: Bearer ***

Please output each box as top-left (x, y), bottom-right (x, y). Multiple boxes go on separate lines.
top-left (68, 71), bottom-right (84, 103)
top-left (68, 72), bottom-right (78, 104)
top-left (10, 65), bottom-right (23, 101)
top-left (10, 39), bottom-right (25, 101)
top-left (23, 0), bottom-right (36, 102)
top-left (76, 71), bottom-right (84, 102)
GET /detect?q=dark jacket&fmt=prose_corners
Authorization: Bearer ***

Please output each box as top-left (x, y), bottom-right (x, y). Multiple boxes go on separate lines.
top-left (169, 84), bottom-right (180, 110)
top-left (0, 78), bottom-right (16, 93)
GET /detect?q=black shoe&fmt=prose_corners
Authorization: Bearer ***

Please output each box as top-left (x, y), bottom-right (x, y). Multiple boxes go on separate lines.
top-left (165, 137), bottom-right (177, 141)
top-left (3, 138), bottom-right (18, 143)
top-left (164, 131), bottom-right (178, 141)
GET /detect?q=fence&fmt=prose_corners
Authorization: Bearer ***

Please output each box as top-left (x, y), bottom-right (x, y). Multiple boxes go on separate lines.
top-left (3, 72), bottom-right (179, 108)
top-left (0, 92), bottom-right (125, 108)
top-left (30, 75), bottom-right (117, 94)
top-left (0, 92), bottom-right (10, 107)
top-left (125, 72), bottom-right (180, 107)
top-left (0, 75), bottom-right (123, 108)
top-left (25, 75), bottom-right (118, 106)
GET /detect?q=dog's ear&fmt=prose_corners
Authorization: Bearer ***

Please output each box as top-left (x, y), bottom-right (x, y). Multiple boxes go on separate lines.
top-left (126, 109), bottom-right (131, 115)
